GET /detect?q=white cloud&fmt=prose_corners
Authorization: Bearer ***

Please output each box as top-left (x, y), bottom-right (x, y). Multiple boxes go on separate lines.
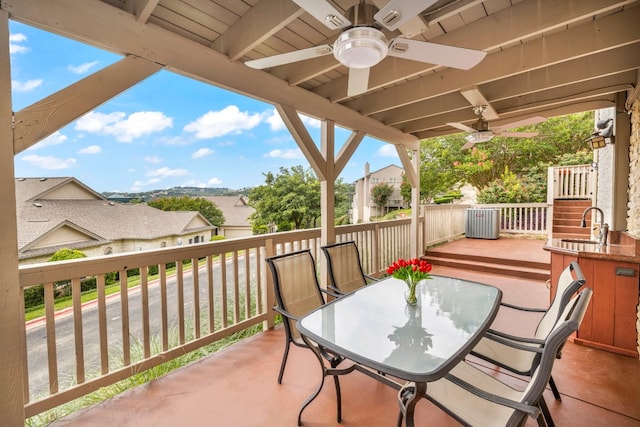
top-left (184, 105), bottom-right (262, 139)
top-left (208, 177), bottom-right (222, 186)
top-left (28, 131), bottom-right (67, 150)
top-left (146, 167), bottom-right (188, 178)
top-left (78, 145), bottom-right (102, 154)
top-left (68, 61), bottom-right (99, 74)
top-left (144, 155), bottom-right (162, 163)
top-left (12, 79), bottom-right (43, 92)
top-left (192, 148), bottom-right (214, 159)
top-left (76, 111), bottom-right (173, 142)
top-left (377, 144), bottom-right (399, 158)
top-left (130, 178), bottom-right (161, 192)
top-left (22, 154), bottom-right (77, 170)
top-left (265, 108), bottom-right (321, 131)
top-left (9, 33), bottom-right (28, 54)
top-left (264, 148), bottom-right (303, 159)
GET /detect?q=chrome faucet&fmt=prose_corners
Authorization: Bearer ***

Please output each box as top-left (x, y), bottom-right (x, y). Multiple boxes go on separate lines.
top-left (581, 207), bottom-right (609, 246)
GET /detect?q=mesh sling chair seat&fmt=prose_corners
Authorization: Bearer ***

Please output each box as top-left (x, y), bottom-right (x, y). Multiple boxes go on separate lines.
top-left (321, 241), bottom-right (378, 295)
top-left (469, 261), bottom-right (586, 405)
top-left (266, 249), bottom-right (348, 424)
top-left (417, 287), bottom-right (593, 427)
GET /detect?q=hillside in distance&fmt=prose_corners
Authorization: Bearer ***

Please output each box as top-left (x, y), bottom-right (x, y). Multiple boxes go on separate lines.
top-left (102, 186), bottom-right (252, 202)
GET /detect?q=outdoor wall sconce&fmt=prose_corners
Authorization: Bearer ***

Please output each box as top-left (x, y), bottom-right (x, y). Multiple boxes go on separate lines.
top-left (587, 117), bottom-right (614, 149)
top-left (588, 134), bottom-right (607, 149)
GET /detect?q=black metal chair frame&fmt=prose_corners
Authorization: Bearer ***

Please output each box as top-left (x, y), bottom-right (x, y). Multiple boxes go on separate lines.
top-left (470, 261), bottom-right (586, 407)
top-left (417, 287), bottom-right (593, 427)
top-left (265, 249), bottom-right (347, 425)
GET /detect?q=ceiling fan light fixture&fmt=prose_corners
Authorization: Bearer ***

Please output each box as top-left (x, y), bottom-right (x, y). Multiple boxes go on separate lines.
top-left (333, 27), bottom-right (388, 69)
top-left (466, 132), bottom-right (494, 144)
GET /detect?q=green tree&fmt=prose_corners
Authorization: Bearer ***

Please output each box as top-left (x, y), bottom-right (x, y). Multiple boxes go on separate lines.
top-left (249, 166), bottom-right (320, 231)
top-left (48, 248), bottom-right (87, 262)
top-left (148, 196), bottom-right (224, 226)
top-left (248, 165), bottom-right (351, 232)
top-left (371, 183), bottom-right (394, 211)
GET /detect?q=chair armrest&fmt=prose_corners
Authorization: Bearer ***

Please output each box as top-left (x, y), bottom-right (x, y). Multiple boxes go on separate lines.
top-left (364, 274), bottom-right (379, 283)
top-left (483, 330), bottom-right (546, 352)
top-left (322, 287), bottom-right (343, 298)
top-left (499, 301), bottom-right (546, 313)
top-left (443, 373), bottom-right (541, 419)
top-left (273, 305), bottom-right (301, 322)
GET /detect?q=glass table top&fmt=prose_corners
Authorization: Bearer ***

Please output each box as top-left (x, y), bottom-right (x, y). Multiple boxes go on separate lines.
top-left (297, 276), bottom-right (501, 382)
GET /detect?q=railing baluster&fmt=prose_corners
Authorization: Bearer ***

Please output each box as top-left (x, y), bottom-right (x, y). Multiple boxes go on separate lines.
top-left (244, 249), bottom-right (251, 318)
top-left (72, 277), bottom-right (85, 384)
top-left (176, 262), bottom-right (185, 344)
top-left (192, 259), bottom-right (201, 339)
top-left (44, 282), bottom-right (57, 394)
top-left (140, 268), bottom-right (151, 358)
top-left (232, 251), bottom-right (240, 323)
top-left (97, 274), bottom-right (109, 374)
top-left (220, 253), bottom-right (228, 328)
top-left (119, 271), bottom-right (131, 365)
top-left (207, 255), bottom-right (215, 334)
top-left (159, 263), bottom-right (169, 351)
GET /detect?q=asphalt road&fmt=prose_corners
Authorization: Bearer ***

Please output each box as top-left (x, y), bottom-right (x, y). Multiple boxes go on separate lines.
top-left (26, 252), bottom-right (258, 399)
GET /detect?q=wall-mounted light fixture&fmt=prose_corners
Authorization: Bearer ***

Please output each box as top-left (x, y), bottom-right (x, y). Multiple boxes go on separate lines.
top-left (587, 117), bottom-right (615, 149)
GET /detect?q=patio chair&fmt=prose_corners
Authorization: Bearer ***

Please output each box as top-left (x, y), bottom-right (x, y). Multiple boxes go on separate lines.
top-left (413, 287), bottom-right (593, 427)
top-left (469, 261), bottom-right (586, 403)
top-left (321, 241), bottom-right (378, 295)
top-left (266, 249), bottom-right (349, 423)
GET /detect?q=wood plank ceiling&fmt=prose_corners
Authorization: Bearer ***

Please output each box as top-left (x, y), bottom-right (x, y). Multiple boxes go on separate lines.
top-left (4, 0), bottom-right (640, 149)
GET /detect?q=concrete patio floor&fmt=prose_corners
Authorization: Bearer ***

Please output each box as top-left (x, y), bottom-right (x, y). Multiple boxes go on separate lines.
top-left (50, 239), bottom-right (640, 427)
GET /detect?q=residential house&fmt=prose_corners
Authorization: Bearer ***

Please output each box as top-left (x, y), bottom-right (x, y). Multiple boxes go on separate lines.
top-left (204, 195), bottom-right (255, 238)
top-left (16, 177), bottom-right (215, 264)
top-left (352, 164), bottom-right (407, 223)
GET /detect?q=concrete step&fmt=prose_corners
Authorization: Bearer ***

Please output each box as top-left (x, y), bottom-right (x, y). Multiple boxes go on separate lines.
top-left (423, 247), bottom-right (550, 282)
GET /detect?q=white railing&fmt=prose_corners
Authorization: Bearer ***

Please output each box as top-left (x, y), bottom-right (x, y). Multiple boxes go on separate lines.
top-left (19, 219), bottom-right (416, 419)
top-left (18, 202), bottom-right (549, 420)
top-left (549, 164), bottom-right (594, 200)
top-left (475, 203), bottom-right (550, 235)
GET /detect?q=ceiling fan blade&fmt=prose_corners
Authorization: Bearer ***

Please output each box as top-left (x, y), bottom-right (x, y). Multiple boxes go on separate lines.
top-left (461, 140), bottom-right (477, 150)
top-left (447, 122), bottom-right (476, 133)
top-left (493, 131), bottom-right (539, 138)
top-left (374, 0), bottom-right (437, 31)
top-left (388, 38), bottom-right (486, 70)
top-left (245, 45), bottom-right (333, 69)
top-left (460, 86), bottom-right (498, 120)
top-left (291, 0), bottom-right (351, 29)
top-left (493, 116), bottom-right (546, 131)
top-left (347, 67), bottom-right (370, 97)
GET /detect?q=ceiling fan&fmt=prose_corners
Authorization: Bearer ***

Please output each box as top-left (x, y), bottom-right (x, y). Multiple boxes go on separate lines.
top-left (448, 106), bottom-right (546, 150)
top-left (245, 0), bottom-right (486, 97)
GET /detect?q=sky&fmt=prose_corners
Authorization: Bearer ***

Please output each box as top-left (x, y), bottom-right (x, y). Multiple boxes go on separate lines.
top-left (9, 21), bottom-right (401, 193)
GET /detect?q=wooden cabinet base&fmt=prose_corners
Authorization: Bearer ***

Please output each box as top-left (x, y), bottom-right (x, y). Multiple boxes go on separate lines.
top-left (573, 337), bottom-right (639, 358)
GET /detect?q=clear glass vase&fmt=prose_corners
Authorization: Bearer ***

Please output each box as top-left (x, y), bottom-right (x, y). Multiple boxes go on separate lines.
top-left (404, 277), bottom-right (418, 305)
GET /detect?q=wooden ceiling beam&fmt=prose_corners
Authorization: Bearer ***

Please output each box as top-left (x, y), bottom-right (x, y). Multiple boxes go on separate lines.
top-left (3, 0), bottom-right (417, 147)
top-left (212, 0), bottom-right (303, 62)
top-left (314, 0), bottom-right (633, 102)
top-left (380, 43), bottom-right (640, 127)
top-left (345, 7), bottom-right (640, 115)
top-left (14, 55), bottom-right (162, 154)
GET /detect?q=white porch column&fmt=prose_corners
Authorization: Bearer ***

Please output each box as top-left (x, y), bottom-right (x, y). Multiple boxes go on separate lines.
top-left (0, 10), bottom-right (27, 425)
top-left (396, 144), bottom-right (421, 258)
top-left (320, 120), bottom-right (336, 248)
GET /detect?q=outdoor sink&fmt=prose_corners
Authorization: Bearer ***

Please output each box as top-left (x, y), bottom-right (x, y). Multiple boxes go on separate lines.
top-left (560, 238), bottom-right (600, 245)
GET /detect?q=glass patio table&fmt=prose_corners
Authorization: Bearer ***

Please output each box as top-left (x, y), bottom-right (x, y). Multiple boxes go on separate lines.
top-left (297, 275), bottom-right (502, 426)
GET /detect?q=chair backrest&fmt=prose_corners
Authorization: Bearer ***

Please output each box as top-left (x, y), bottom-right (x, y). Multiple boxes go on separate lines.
top-left (515, 288), bottom-right (592, 419)
top-left (266, 249), bottom-right (325, 342)
top-left (321, 241), bottom-right (368, 294)
top-left (534, 261), bottom-right (585, 340)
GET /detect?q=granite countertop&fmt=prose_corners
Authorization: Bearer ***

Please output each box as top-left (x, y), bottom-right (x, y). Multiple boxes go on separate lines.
top-left (544, 235), bottom-right (640, 263)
